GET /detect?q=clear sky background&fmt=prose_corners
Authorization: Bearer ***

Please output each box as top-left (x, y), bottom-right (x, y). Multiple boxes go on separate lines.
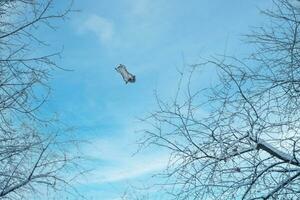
top-left (38, 0), bottom-right (272, 199)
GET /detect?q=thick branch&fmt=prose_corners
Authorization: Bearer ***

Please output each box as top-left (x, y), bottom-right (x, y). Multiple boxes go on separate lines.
top-left (251, 136), bottom-right (300, 167)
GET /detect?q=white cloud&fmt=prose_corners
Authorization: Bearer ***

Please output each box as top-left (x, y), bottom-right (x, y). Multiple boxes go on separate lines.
top-left (79, 122), bottom-right (170, 185)
top-left (81, 14), bottom-right (114, 44)
top-left (89, 153), bottom-right (169, 184)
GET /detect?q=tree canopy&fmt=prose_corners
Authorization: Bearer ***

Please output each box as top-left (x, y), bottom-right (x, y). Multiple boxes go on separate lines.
top-left (0, 1), bottom-right (81, 199)
top-left (142, 0), bottom-right (300, 199)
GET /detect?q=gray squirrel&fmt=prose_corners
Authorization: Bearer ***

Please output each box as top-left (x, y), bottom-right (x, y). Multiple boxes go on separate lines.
top-left (115, 64), bottom-right (136, 84)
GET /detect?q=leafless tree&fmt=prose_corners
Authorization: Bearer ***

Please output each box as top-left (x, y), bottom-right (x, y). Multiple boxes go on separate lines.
top-left (142, 0), bottom-right (300, 199)
top-left (0, 0), bottom-right (82, 199)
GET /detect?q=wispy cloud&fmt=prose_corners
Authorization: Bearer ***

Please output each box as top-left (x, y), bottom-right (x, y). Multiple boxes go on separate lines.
top-left (87, 152), bottom-right (169, 184)
top-left (80, 14), bottom-right (114, 44)
top-left (79, 123), bottom-right (170, 185)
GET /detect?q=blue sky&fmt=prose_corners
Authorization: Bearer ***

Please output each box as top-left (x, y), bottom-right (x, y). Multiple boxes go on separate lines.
top-left (39, 0), bottom-right (271, 199)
